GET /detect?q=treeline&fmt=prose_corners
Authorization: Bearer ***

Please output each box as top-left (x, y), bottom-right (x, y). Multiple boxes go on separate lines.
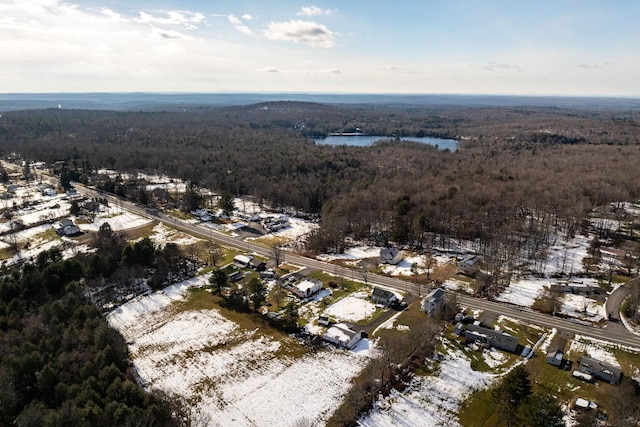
top-left (0, 247), bottom-right (187, 426)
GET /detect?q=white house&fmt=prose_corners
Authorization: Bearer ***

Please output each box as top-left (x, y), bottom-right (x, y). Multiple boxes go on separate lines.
top-left (380, 248), bottom-right (402, 265)
top-left (421, 288), bottom-right (445, 315)
top-left (292, 279), bottom-right (323, 299)
top-left (323, 323), bottom-right (364, 349)
top-left (233, 254), bottom-right (254, 269)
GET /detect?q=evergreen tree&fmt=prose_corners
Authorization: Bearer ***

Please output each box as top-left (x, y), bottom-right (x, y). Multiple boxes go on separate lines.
top-left (209, 269), bottom-right (229, 295)
top-left (517, 393), bottom-right (565, 427)
top-left (219, 193), bottom-right (235, 217)
top-left (491, 365), bottom-right (532, 426)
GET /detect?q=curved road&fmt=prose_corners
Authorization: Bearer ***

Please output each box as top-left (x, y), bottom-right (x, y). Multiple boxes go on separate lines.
top-left (75, 183), bottom-right (640, 349)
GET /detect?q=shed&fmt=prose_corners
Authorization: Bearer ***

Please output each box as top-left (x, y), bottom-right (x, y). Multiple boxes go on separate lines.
top-left (546, 348), bottom-right (564, 367)
top-left (323, 323), bottom-right (364, 349)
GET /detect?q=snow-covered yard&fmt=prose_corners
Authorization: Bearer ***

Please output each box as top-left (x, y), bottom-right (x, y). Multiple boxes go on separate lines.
top-left (360, 342), bottom-right (499, 427)
top-left (323, 292), bottom-right (378, 323)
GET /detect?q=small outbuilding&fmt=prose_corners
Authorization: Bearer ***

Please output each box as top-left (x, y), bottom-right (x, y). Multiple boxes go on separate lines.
top-left (546, 348), bottom-right (564, 367)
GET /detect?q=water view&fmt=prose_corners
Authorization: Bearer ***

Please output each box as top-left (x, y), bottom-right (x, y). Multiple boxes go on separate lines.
top-left (313, 135), bottom-right (458, 150)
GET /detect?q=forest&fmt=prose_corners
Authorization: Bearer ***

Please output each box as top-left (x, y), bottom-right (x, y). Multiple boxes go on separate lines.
top-left (2, 101), bottom-right (639, 292)
top-left (0, 232), bottom-right (192, 425)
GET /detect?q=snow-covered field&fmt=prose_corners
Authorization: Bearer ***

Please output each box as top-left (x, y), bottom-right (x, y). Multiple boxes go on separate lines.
top-left (107, 275), bottom-right (375, 427)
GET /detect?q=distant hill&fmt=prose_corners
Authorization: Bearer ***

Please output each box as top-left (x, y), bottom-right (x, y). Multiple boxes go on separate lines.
top-left (1, 92), bottom-right (640, 112)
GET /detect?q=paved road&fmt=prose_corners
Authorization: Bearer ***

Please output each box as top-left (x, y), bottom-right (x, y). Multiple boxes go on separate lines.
top-left (73, 182), bottom-right (640, 348)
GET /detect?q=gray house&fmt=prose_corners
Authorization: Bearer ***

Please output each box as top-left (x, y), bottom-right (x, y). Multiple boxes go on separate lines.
top-left (380, 248), bottom-right (402, 265)
top-left (455, 323), bottom-right (520, 353)
top-left (371, 287), bottom-right (398, 306)
top-left (546, 348), bottom-right (564, 367)
top-left (579, 355), bottom-right (622, 385)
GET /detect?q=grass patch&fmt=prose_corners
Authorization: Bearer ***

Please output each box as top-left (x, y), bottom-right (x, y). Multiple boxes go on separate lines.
top-left (249, 235), bottom-right (290, 247)
top-left (459, 388), bottom-right (499, 427)
top-left (307, 270), bottom-right (366, 301)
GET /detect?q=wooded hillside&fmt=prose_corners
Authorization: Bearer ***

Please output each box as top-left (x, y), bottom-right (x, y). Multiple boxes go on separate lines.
top-left (1, 102), bottom-right (639, 255)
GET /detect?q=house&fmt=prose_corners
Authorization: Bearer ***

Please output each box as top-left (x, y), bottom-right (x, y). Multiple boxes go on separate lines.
top-left (455, 323), bottom-right (520, 353)
top-left (66, 188), bottom-right (81, 199)
top-left (380, 248), bottom-right (402, 265)
top-left (548, 283), bottom-right (603, 296)
top-left (233, 254), bottom-right (254, 268)
top-left (421, 288), bottom-right (445, 315)
top-left (264, 216), bottom-right (289, 232)
top-left (546, 348), bottom-right (564, 367)
top-left (457, 255), bottom-right (480, 276)
top-left (54, 219), bottom-right (81, 236)
top-left (292, 279), bottom-right (323, 299)
top-left (191, 209), bottom-right (212, 222)
top-left (371, 287), bottom-right (398, 306)
top-left (323, 323), bottom-right (364, 349)
top-left (579, 355), bottom-right (622, 385)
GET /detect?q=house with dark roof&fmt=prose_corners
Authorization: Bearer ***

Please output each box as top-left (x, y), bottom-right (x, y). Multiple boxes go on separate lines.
top-left (380, 247), bottom-right (402, 265)
top-left (579, 355), bottom-right (622, 385)
top-left (455, 323), bottom-right (520, 353)
top-left (371, 287), bottom-right (398, 306)
top-left (421, 288), bottom-right (445, 315)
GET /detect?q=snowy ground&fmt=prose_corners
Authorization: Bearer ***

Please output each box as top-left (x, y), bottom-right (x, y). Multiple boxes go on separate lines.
top-left (323, 292), bottom-right (378, 323)
top-left (145, 223), bottom-right (202, 246)
top-left (360, 340), bottom-right (499, 427)
top-left (77, 205), bottom-right (152, 232)
top-left (107, 275), bottom-right (375, 427)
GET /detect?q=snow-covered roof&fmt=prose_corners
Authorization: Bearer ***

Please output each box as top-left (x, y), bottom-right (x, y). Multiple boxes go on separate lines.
top-left (296, 279), bottom-right (321, 293)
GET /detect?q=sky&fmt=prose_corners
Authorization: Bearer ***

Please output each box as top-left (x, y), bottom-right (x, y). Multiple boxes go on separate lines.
top-left (1, 0), bottom-right (639, 96)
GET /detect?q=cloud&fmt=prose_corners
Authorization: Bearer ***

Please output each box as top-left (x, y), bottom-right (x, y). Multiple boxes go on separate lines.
top-left (155, 28), bottom-right (190, 40)
top-left (298, 6), bottom-right (333, 16)
top-left (382, 65), bottom-right (418, 74)
top-left (134, 10), bottom-right (205, 29)
top-left (478, 62), bottom-right (525, 72)
top-left (228, 14), bottom-right (253, 36)
top-left (100, 8), bottom-right (121, 21)
top-left (258, 67), bottom-right (341, 75)
top-left (579, 62), bottom-right (610, 69)
top-left (242, 14), bottom-right (253, 21)
top-left (265, 20), bottom-right (335, 48)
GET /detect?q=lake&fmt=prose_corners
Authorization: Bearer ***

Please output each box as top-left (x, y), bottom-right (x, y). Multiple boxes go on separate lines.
top-left (313, 135), bottom-right (458, 150)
